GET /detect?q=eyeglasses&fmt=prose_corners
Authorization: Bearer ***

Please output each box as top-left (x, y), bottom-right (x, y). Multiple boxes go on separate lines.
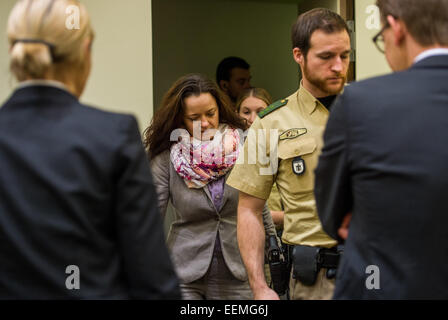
top-left (372, 22), bottom-right (390, 54)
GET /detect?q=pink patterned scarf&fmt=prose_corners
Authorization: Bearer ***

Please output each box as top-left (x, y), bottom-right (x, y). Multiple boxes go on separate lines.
top-left (170, 124), bottom-right (241, 189)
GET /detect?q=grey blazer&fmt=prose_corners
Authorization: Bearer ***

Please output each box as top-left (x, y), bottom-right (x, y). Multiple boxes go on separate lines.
top-left (151, 150), bottom-right (275, 284)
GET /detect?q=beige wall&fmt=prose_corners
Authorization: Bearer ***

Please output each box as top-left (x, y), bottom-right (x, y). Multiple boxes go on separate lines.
top-left (355, 0), bottom-right (391, 80)
top-left (298, 0), bottom-right (339, 13)
top-left (82, 0), bottom-right (153, 131)
top-left (0, 0), bottom-right (153, 132)
top-left (152, 0), bottom-right (299, 110)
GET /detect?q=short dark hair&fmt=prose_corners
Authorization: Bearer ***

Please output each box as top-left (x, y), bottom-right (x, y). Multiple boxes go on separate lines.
top-left (376, 0), bottom-right (448, 47)
top-left (216, 56), bottom-right (250, 84)
top-left (291, 8), bottom-right (350, 57)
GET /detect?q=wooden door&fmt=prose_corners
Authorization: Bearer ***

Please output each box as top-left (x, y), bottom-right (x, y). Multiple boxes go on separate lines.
top-left (340, 0), bottom-right (356, 82)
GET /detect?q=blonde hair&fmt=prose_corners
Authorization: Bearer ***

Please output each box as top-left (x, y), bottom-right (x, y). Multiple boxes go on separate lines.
top-left (235, 87), bottom-right (272, 113)
top-left (7, 0), bottom-right (93, 81)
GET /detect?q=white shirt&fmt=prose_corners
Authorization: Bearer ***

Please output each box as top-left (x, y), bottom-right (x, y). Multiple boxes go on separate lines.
top-left (414, 48), bottom-right (448, 64)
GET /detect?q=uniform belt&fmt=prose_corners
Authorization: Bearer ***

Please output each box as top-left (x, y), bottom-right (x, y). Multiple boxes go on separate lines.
top-left (288, 244), bottom-right (342, 285)
top-left (287, 245), bottom-right (341, 269)
top-left (317, 248), bottom-right (340, 269)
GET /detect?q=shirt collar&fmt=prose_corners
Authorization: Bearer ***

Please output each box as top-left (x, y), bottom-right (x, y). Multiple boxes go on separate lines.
top-left (16, 79), bottom-right (71, 93)
top-left (298, 82), bottom-right (325, 115)
top-left (414, 48), bottom-right (448, 64)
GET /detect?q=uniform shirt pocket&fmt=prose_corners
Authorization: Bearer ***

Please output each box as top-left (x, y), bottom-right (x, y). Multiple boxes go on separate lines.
top-left (277, 138), bottom-right (318, 196)
top-left (278, 138), bottom-right (316, 160)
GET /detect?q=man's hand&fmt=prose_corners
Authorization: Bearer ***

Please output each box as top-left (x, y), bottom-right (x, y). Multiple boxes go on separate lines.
top-left (253, 286), bottom-right (280, 300)
top-left (338, 213), bottom-right (352, 240)
top-left (270, 210), bottom-right (284, 229)
top-left (238, 191), bottom-right (280, 299)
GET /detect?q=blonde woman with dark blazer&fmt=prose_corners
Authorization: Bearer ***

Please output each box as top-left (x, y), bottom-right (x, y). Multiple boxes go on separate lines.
top-left (145, 74), bottom-right (276, 300)
top-left (0, 0), bottom-right (179, 299)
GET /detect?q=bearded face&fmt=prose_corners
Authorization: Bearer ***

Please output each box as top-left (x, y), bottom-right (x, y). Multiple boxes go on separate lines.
top-left (298, 29), bottom-right (351, 97)
top-left (303, 59), bottom-right (347, 95)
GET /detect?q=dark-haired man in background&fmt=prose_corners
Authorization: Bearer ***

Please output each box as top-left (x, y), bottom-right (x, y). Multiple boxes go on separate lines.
top-left (216, 56), bottom-right (252, 107)
top-left (315, 0), bottom-right (448, 299)
top-left (227, 8), bottom-right (351, 300)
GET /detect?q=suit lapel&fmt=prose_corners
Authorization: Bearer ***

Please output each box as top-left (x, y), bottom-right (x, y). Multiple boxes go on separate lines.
top-left (202, 185), bottom-right (219, 214)
top-left (220, 172), bottom-right (232, 210)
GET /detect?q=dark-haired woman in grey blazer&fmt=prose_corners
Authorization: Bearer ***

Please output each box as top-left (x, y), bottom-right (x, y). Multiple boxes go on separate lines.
top-left (145, 73), bottom-right (276, 300)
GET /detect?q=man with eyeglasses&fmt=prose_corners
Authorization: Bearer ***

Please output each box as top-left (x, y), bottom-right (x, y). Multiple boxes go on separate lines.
top-left (315, 0), bottom-right (448, 299)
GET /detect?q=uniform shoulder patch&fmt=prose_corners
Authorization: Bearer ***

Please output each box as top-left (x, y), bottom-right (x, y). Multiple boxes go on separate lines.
top-left (258, 99), bottom-right (288, 119)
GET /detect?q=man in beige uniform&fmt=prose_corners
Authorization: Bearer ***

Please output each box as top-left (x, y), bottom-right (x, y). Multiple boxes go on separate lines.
top-left (227, 8), bottom-right (351, 300)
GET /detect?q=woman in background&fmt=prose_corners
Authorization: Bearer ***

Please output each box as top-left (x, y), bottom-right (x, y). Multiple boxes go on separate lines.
top-left (145, 74), bottom-right (276, 300)
top-left (236, 88), bottom-right (285, 229)
top-left (235, 88), bottom-right (286, 295)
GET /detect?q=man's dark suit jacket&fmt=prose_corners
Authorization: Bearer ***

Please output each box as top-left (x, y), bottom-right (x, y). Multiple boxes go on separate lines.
top-left (315, 55), bottom-right (448, 299)
top-left (0, 85), bottom-right (181, 299)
